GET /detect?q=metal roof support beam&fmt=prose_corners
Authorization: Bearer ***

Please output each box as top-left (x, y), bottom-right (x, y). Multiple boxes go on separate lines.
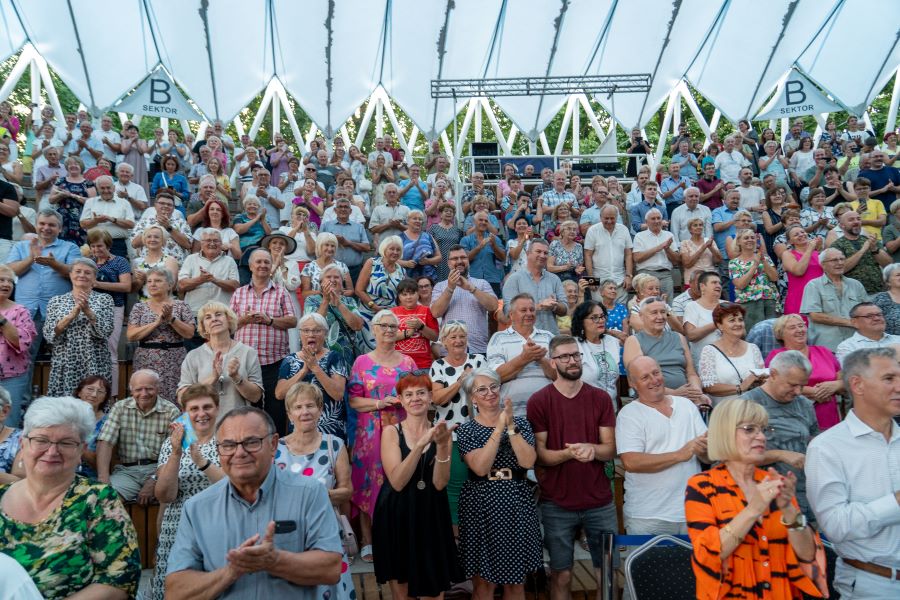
top-left (0, 47), bottom-right (32, 102)
top-left (578, 94), bottom-right (607, 143)
top-left (539, 132), bottom-right (551, 156)
top-left (272, 93), bottom-right (281, 136)
top-left (679, 81), bottom-right (714, 143)
top-left (30, 46), bottom-right (66, 122)
top-left (248, 80), bottom-right (278, 140)
top-left (453, 99), bottom-right (479, 163)
top-left (354, 94), bottom-right (379, 149)
top-left (379, 89), bottom-right (411, 157)
top-left (885, 66), bottom-right (900, 134)
top-left (274, 83), bottom-right (304, 151)
top-left (506, 125), bottom-right (519, 151)
top-left (572, 97), bottom-right (580, 155)
top-left (432, 74), bottom-right (652, 98)
top-left (654, 88), bottom-right (679, 166)
top-left (479, 98), bottom-right (511, 155)
top-left (554, 96), bottom-right (577, 156)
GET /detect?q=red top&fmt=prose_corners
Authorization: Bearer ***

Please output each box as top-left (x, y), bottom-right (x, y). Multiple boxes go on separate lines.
top-left (527, 383), bottom-right (616, 510)
top-left (391, 305), bottom-right (438, 369)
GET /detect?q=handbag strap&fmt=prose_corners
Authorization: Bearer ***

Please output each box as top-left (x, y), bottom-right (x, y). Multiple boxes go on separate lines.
top-left (710, 344), bottom-right (743, 384)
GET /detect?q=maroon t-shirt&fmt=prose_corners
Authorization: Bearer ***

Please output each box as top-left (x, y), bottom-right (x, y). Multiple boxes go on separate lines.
top-left (526, 383), bottom-right (615, 511)
top-left (696, 176), bottom-right (724, 209)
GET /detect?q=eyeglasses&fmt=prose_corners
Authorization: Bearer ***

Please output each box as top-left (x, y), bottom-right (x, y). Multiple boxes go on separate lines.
top-left (81, 386), bottom-right (107, 396)
top-left (587, 315), bottom-right (607, 323)
top-left (551, 351), bottom-right (583, 363)
top-left (821, 257), bottom-right (845, 263)
top-left (299, 328), bottom-right (325, 335)
top-left (217, 433), bottom-right (273, 455)
top-left (375, 323), bottom-right (398, 330)
top-left (473, 383), bottom-right (501, 396)
top-left (736, 424), bottom-right (775, 437)
top-left (853, 312), bottom-right (884, 320)
top-left (26, 436), bottom-right (82, 453)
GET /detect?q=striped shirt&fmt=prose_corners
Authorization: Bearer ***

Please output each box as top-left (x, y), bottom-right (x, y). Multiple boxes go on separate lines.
top-left (230, 281), bottom-right (295, 366)
top-left (685, 464), bottom-right (825, 599)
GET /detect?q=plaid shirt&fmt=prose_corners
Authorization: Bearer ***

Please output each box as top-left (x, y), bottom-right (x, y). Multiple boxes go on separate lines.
top-left (540, 188), bottom-right (577, 209)
top-left (230, 280), bottom-right (295, 365)
top-left (97, 397), bottom-right (180, 464)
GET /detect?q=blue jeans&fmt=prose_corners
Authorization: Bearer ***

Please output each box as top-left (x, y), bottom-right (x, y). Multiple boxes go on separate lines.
top-left (540, 500), bottom-right (618, 571)
top-left (1, 371), bottom-right (32, 427)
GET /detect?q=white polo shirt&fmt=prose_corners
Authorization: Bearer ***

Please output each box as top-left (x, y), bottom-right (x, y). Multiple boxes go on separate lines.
top-left (486, 326), bottom-right (553, 418)
top-left (583, 222), bottom-right (633, 284)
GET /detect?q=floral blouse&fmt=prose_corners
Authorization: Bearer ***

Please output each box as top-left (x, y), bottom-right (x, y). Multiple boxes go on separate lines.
top-left (0, 477), bottom-right (141, 599)
top-left (729, 256), bottom-right (777, 303)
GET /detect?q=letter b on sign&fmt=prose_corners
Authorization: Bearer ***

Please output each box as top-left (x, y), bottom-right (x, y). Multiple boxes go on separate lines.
top-left (150, 78), bottom-right (172, 105)
top-left (785, 80), bottom-right (806, 106)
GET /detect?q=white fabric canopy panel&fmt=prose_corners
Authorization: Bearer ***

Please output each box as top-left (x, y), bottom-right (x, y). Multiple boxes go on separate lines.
top-left (798, 0), bottom-right (900, 115)
top-left (1, 0), bottom-right (898, 140)
top-left (590, 0), bottom-right (726, 129)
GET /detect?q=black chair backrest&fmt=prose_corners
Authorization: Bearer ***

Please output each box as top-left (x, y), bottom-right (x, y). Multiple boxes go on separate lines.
top-left (629, 544), bottom-right (696, 600)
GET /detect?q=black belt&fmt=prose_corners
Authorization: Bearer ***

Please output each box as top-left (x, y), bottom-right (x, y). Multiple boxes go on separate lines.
top-left (138, 341), bottom-right (185, 349)
top-left (469, 467), bottom-right (528, 482)
top-left (120, 459), bottom-right (157, 467)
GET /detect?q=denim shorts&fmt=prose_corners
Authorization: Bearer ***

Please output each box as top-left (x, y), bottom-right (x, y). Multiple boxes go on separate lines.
top-left (540, 500), bottom-right (618, 571)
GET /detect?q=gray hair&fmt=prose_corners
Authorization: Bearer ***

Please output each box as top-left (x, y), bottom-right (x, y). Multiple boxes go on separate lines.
top-left (384, 183), bottom-right (399, 194)
top-left (819, 247), bottom-right (844, 263)
top-left (145, 266), bottom-right (174, 288)
top-left (198, 174), bottom-right (217, 187)
top-left (459, 366), bottom-right (501, 407)
top-left (37, 208), bottom-right (63, 225)
top-left (842, 347), bottom-right (898, 392)
top-left (883, 262), bottom-right (900, 284)
top-left (0, 386), bottom-right (10, 409)
top-left (94, 175), bottom-right (114, 187)
top-left (319, 262), bottom-right (344, 278)
top-left (407, 209), bottom-right (425, 221)
top-left (131, 369), bottom-right (161, 385)
top-left (115, 162), bottom-right (134, 175)
top-left (768, 350), bottom-right (812, 378)
top-left (24, 396), bottom-right (95, 442)
top-left (298, 312), bottom-right (328, 330)
top-left (371, 309), bottom-right (398, 326)
top-left (70, 257), bottom-right (98, 274)
top-left (645, 208), bottom-right (663, 220)
top-left (241, 195), bottom-right (261, 208)
top-left (734, 210), bottom-right (753, 221)
top-left (197, 227), bottom-right (222, 240)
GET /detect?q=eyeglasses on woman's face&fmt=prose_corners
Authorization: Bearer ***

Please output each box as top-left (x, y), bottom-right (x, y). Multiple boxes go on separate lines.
top-left (374, 323), bottom-right (398, 331)
top-left (736, 424), bottom-right (775, 437)
top-left (26, 436), bottom-right (82, 453)
top-left (473, 383), bottom-right (500, 396)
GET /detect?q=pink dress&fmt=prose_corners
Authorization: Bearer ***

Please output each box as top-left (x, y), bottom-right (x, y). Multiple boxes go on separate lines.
top-left (766, 345), bottom-right (840, 429)
top-left (348, 352), bottom-right (417, 518)
top-left (784, 249), bottom-right (823, 315)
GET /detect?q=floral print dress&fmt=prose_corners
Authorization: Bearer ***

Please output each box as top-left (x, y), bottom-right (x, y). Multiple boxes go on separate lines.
top-left (348, 352), bottom-right (416, 518)
top-left (0, 477), bottom-right (141, 599)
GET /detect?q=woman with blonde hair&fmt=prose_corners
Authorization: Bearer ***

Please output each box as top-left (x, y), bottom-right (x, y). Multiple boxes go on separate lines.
top-left (348, 310), bottom-right (417, 562)
top-left (130, 223), bottom-right (179, 298)
top-left (628, 272), bottom-right (681, 333)
top-left (177, 301), bottom-right (263, 415)
top-left (729, 228), bottom-right (778, 330)
top-left (356, 236), bottom-right (407, 346)
top-left (680, 216), bottom-right (721, 282)
top-left (685, 398), bottom-right (826, 599)
top-left (300, 232), bottom-right (353, 302)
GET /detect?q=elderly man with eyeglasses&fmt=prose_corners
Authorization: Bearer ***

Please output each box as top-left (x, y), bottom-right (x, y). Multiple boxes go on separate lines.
top-left (165, 406), bottom-right (342, 600)
top-left (836, 301), bottom-right (900, 363)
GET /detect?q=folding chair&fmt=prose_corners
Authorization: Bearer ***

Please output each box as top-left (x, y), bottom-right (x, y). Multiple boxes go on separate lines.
top-left (624, 534), bottom-right (695, 600)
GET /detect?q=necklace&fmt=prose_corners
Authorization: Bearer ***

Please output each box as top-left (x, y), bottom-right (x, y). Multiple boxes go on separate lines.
top-left (416, 452), bottom-right (427, 490)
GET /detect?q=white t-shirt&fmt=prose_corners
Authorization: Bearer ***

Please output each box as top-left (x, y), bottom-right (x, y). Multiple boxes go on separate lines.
top-left (682, 300), bottom-right (721, 364)
top-left (321, 204), bottom-right (366, 225)
top-left (583, 222), bottom-right (633, 284)
top-left (278, 225), bottom-right (317, 262)
top-left (737, 185), bottom-right (765, 224)
top-left (615, 395), bottom-right (707, 522)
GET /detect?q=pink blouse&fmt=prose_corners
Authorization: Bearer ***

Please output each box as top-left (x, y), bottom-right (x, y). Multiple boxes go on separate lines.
top-left (0, 304), bottom-right (37, 378)
top-left (766, 345), bottom-right (841, 429)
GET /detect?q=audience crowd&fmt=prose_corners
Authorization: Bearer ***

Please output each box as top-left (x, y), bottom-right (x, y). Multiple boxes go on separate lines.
top-left (0, 108), bottom-right (899, 599)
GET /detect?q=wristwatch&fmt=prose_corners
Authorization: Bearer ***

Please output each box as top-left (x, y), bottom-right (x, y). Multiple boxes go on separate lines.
top-left (0, 316), bottom-right (7, 327)
top-left (508, 425), bottom-right (521, 436)
top-left (779, 513), bottom-right (807, 530)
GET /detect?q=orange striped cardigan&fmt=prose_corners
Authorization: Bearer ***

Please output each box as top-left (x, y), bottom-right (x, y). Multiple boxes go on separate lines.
top-left (685, 464), bottom-right (826, 599)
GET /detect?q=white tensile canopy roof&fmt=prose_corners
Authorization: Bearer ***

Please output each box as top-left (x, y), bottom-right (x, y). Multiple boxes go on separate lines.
top-left (2, 0), bottom-right (898, 140)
